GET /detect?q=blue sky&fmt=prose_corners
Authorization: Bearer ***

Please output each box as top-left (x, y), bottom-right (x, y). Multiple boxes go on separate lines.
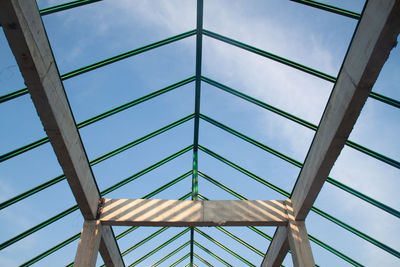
top-left (0, 0), bottom-right (399, 266)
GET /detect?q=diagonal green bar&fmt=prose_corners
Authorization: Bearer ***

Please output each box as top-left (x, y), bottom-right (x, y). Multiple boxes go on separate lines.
top-left (369, 91), bottom-right (400, 109)
top-left (128, 228), bottom-right (190, 266)
top-left (200, 113), bottom-right (302, 167)
top-left (89, 116), bottom-right (194, 166)
top-left (194, 252), bottom-right (213, 267)
top-left (308, 235), bottom-right (362, 267)
top-left (203, 29), bottom-right (336, 83)
top-left (153, 241), bottom-right (190, 266)
top-left (39, 0), bottom-right (101, 15)
top-left (0, 146), bottom-right (192, 251)
top-left (194, 241), bottom-right (233, 267)
top-left (0, 114), bottom-right (194, 210)
top-left (216, 227), bottom-right (264, 256)
top-left (194, 228), bottom-right (256, 267)
top-left (0, 205), bottom-right (79, 252)
top-left (122, 227), bottom-right (170, 257)
top-left (20, 233), bottom-right (81, 267)
top-left (171, 253), bottom-right (190, 267)
top-left (199, 145), bottom-right (290, 197)
top-left (289, 0), bottom-right (360, 19)
top-left (203, 29), bottom-right (400, 110)
top-left (199, 114), bottom-right (400, 218)
top-left (201, 76), bottom-right (400, 169)
top-left (201, 76), bottom-right (317, 130)
top-left (0, 76), bottom-right (195, 163)
top-left (0, 30), bottom-right (196, 103)
top-left (198, 169), bottom-right (400, 261)
top-left (100, 145), bottom-right (193, 196)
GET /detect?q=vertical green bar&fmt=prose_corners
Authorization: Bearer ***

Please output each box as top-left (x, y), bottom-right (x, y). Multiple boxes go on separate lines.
top-left (191, 0), bottom-right (204, 266)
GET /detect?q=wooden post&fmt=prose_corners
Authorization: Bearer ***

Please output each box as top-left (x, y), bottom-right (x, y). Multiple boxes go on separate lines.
top-left (74, 220), bottom-right (103, 267)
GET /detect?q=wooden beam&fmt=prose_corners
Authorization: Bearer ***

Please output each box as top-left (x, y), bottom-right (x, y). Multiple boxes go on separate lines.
top-left (285, 200), bottom-right (315, 267)
top-left (74, 220), bottom-right (103, 267)
top-left (260, 226), bottom-right (289, 267)
top-left (292, 0), bottom-right (400, 221)
top-left (99, 199), bottom-right (288, 226)
top-left (0, 1), bottom-right (124, 266)
top-left (99, 226), bottom-right (125, 267)
top-left (262, 1), bottom-right (400, 265)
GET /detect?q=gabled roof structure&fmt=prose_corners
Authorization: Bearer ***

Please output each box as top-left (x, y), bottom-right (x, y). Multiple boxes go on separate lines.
top-left (0, 0), bottom-right (399, 266)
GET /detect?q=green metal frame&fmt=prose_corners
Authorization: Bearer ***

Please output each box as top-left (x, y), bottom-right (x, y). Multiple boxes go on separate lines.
top-left (1, 0), bottom-right (399, 266)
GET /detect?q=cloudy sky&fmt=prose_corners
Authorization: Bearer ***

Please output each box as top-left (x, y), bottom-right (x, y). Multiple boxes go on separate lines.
top-left (0, 0), bottom-right (399, 266)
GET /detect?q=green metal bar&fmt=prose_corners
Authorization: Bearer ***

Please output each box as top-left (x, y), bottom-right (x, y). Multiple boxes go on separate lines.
top-left (198, 170), bottom-right (399, 261)
top-left (128, 228), bottom-right (190, 266)
top-left (89, 116), bottom-right (194, 166)
top-left (311, 206), bottom-right (400, 259)
top-left (122, 227), bottom-right (170, 257)
top-left (192, 0), bottom-right (204, 202)
top-left (216, 227), bottom-right (264, 257)
top-left (194, 253), bottom-right (213, 267)
top-left (100, 145), bottom-right (193, 196)
top-left (200, 113), bottom-right (302, 167)
top-left (289, 0), bottom-right (360, 19)
top-left (345, 140), bottom-right (400, 169)
top-left (201, 77), bottom-right (400, 169)
top-left (0, 30), bottom-right (196, 103)
top-left (0, 205), bottom-right (79, 251)
top-left (369, 91), bottom-right (400, 109)
top-left (0, 174), bottom-right (65, 211)
top-left (39, 0), bottom-right (101, 15)
top-left (0, 115), bottom-right (194, 210)
top-left (198, 145), bottom-right (290, 197)
top-left (0, 147), bottom-right (192, 251)
top-left (201, 76), bottom-right (317, 130)
top-left (202, 29), bottom-right (336, 83)
top-left (0, 75), bottom-right (194, 163)
top-left (194, 228), bottom-right (256, 267)
top-left (0, 137), bottom-right (49, 163)
top-left (199, 115), bottom-right (400, 218)
top-left (21, 233), bottom-right (81, 267)
top-left (152, 241), bottom-right (190, 266)
top-left (190, 228), bottom-right (195, 267)
top-left (308, 235), bottom-right (362, 267)
top-left (78, 77), bottom-right (195, 128)
top-left (194, 241), bottom-right (233, 267)
top-left (171, 253), bottom-right (190, 267)
top-left (191, 2), bottom-right (204, 266)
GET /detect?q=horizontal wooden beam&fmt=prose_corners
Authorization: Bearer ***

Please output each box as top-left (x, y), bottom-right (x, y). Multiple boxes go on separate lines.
top-left (99, 199), bottom-right (288, 226)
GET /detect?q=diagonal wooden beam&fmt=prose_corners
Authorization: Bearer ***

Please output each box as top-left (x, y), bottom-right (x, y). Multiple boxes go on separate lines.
top-left (260, 226), bottom-right (289, 267)
top-left (99, 199), bottom-right (289, 226)
top-left (262, 0), bottom-right (400, 266)
top-left (0, 1), bottom-right (124, 266)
